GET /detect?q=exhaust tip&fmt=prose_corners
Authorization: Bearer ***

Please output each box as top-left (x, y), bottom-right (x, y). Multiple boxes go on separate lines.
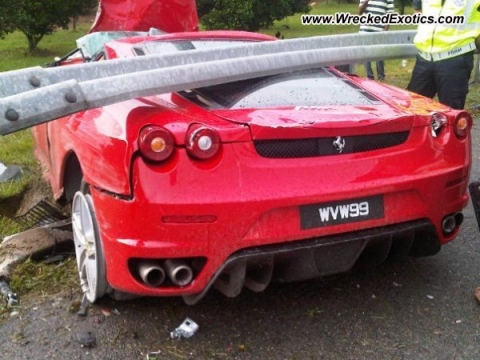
top-left (165, 259), bottom-right (193, 287)
top-left (454, 212), bottom-right (464, 227)
top-left (442, 213), bottom-right (462, 235)
top-left (138, 261), bottom-right (166, 287)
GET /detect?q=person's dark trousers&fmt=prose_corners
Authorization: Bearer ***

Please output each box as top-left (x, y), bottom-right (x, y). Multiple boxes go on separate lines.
top-left (364, 61), bottom-right (385, 80)
top-left (407, 51), bottom-right (474, 110)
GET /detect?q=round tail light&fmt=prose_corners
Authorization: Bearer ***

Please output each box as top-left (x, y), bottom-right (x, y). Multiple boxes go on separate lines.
top-left (454, 112), bottom-right (472, 138)
top-left (185, 125), bottom-right (221, 160)
top-left (138, 126), bottom-right (174, 162)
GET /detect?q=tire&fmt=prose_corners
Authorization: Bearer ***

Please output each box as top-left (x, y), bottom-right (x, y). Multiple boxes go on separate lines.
top-left (71, 184), bottom-right (108, 303)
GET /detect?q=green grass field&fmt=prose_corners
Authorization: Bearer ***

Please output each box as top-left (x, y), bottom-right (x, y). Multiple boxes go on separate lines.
top-left (0, 2), bottom-right (479, 238)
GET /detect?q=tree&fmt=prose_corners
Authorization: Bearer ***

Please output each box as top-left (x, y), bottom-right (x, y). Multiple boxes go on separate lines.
top-left (67, 0), bottom-right (97, 31)
top-left (197, 0), bottom-right (311, 32)
top-left (0, 0), bottom-right (97, 52)
top-left (394, 0), bottom-right (411, 14)
top-left (0, 0), bottom-right (19, 38)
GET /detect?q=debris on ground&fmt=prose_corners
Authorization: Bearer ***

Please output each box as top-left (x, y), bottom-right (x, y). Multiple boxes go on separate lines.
top-left (75, 331), bottom-right (97, 348)
top-left (0, 279), bottom-right (18, 306)
top-left (170, 318), bottom-right (199, 339)
top-left (0, 163), bottom-right (22, 183)
top-left (0, 220), bottom-right (73, 280)
top-left (146, 351), bottom-right (162, 359)
top-left (13, 199), bottom-right (67, 230)
top-left (77, 293), bottom-right (90, 317)
top-left (474, 287), bottom-right (480, 303)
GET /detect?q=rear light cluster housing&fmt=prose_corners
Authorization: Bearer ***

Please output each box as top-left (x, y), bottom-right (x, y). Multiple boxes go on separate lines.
top-left (430, 112), bottom-right (472, 139)
top-left (453, 112), bottom-right (471, 138)
top-left (185, 124), bottom-right (221, 160)
top-left (138, 124), bottom-right (221, 162)
top-left (138, 126), bottom-right (174, 162)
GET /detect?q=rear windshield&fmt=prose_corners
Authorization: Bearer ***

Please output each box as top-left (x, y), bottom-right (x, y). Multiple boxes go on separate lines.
top-left (190, 68), bottom-right (379, 109)
top-left (136, 39), bottom-right (380, 109)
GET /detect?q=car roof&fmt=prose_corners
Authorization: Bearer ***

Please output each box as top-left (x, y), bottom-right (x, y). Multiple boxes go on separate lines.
top-left (77, 30), bottom-right (276, 59)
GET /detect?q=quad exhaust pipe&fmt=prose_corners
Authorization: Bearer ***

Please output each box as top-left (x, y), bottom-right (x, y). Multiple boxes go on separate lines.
top-left (137, 259), bottom-right (194, 287)
top-left (165, 259), bottom-right (193, 287)
top-left (442, 212), bottom-right (464, 235)
top-left (138, 260), bottom-right (166, 287)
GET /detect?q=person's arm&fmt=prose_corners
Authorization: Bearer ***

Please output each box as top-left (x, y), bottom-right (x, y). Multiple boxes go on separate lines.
top-left (384, 0), bottom-right (394, 30)
top-left (359, 0), bottom-right (369, 15)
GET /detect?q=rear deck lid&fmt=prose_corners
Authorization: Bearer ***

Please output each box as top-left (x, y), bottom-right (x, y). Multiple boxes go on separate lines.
top-left (193, 67), bottom-right (413, 140)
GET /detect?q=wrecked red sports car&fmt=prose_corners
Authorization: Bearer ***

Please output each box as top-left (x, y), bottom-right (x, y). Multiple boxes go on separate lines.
top-left (29, 1), bottom-right (471, 304)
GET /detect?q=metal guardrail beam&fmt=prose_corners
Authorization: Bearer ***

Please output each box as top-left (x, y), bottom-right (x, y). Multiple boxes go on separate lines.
top-left (0, 30), bottom-right (416, 99)
top-left (0, 31), bottom-right (418, 136)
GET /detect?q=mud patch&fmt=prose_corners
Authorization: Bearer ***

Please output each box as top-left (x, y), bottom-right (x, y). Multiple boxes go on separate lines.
top-left (14, 177), bottom-right (57, 218)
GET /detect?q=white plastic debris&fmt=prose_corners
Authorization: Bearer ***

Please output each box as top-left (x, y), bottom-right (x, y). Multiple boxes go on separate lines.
top-left (170, 318), bottom-right (199, 339)
top-left (146, 351), bottom-right (161, 359)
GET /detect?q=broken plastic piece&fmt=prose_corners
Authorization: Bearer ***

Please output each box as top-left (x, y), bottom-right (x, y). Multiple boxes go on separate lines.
top-left (0, 280), bottom-right (19, 306)
top-left (0, 164), bottom-right (21, 183)
top-left (77, 293), bottom-right (89, 317)
top-left (146, 351), bottom-right (161, 360)
top-left (170, 318), bottom-right (199, 339)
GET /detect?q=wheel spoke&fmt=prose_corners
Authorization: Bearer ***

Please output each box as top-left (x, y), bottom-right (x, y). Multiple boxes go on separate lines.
top-left (71, 190), bottom-right (107, 303)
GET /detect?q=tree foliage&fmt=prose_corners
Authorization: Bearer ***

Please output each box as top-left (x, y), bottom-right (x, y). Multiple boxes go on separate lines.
top-left (197, 0), bottom-right (312, 31)
top-left (394, 0), bottom-right (413, 14)
top-left (0, 0), bottom-right (97, 52)
top-left (0, 0), bottom-right (19, 38)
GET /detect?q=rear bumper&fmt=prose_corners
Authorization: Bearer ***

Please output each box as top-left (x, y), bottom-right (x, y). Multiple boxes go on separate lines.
top-left (90, 129), bottom-right (470, 299)
top-left (183, 219), bottom-right (438, 304)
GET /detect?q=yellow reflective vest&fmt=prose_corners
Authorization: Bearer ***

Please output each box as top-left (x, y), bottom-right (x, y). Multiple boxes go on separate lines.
top-left (414, 0), bottom-right (480, 60)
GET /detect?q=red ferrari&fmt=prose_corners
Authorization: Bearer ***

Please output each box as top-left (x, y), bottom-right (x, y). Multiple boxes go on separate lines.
top-left (29, 1), bottom-right (471, 304)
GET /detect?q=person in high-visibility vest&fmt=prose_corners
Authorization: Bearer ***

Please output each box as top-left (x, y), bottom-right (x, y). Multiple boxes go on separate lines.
top-left (407, 0), bottom-right (480, 109)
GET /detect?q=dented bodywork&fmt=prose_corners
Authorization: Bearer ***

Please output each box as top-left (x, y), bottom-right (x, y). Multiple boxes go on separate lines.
top-left (90, 0), bottom-right (199, 33)
top-left (0, 1), bottom-right (472, 304)
top-left (0, 30), bottom-right (418, 135)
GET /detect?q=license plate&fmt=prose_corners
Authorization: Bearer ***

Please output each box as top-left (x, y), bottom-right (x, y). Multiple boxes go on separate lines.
top-left (300, 195), bottom-right (384, 230)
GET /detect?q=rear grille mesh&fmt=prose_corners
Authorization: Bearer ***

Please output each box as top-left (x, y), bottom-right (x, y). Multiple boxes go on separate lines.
top-left (254, 131), bottom-right (409, 158)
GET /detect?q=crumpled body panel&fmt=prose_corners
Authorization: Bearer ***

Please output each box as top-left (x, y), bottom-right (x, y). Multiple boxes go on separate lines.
top-left (90, 0), bottom-right (198, 33)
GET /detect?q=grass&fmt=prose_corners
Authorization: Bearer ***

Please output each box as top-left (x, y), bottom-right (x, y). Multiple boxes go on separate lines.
top-left (0, 257), bottom-right (78, 320)
top-left (0, 23), bottom-right (93, 72)
top-left (0, 23), bottom-right (93, 236)
top-left (9, 258), bottom-right (78, 296)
